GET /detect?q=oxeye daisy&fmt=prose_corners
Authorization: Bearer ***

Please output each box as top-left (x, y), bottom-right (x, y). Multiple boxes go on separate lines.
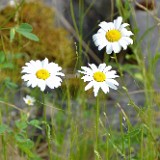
top-left (23, 95), bottom-right (35, 106)
top-left (93, 16), bottom-right (133, 54)
top-left (21, 58), bottom-right (65, 91)
top-left (78, 63), bottom-right (119, 97)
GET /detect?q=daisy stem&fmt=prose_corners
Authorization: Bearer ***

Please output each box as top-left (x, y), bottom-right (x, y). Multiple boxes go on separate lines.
top-left (113, 54), bottom-right (123, 77)
top-left (42, 92), bottom-right (46, 122)
top-left (42, 92), bottom-right (52, 159)
top-left (95, 96), bottom-right (100, 159)
top-left (0, 108), bottom-right (7, 160)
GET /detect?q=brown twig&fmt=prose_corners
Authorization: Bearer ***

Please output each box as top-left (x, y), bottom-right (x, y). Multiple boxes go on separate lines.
top-left (133, 0), bottom-right (160, 23)
top-left (52, 6), bottom-right (102, 63)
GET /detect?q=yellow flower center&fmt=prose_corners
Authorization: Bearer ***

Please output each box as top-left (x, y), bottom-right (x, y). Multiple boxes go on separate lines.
top-left (27, 100), bottom-right (32, 105)
top-left (36, 69), bottom-right (50, 80)
top-left (93, 71), bottom-right (106, 82)
top-left (106, 29), bottom-right (121, 42)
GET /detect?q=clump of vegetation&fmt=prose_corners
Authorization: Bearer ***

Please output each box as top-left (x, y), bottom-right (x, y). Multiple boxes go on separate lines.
top-left (0, 1), bottom-right (76, 82)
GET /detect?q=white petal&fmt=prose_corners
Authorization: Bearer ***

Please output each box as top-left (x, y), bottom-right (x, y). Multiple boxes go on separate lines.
top-left (121, 29), bottom-right (133, 36)
top-left (106, 81), bottom-right (118, 90)
top-left (93, 84), bottom-right (100, 97)
top-left (107, 79), bottom-right (119, 86)
top-left (118, 39), bottom-right (128, 50)
top-left (56, 72), bottom-right (65, 77)
top-left (107, 72), bottom-right (119, 78)
top-left (88, 64), bottom-right (98, 72)
top-left (82, 75), bottom-right (93, 82)
top-left (107, 22), bottom-right (115, 30)
top-left (26, 80), bottom-right (32, 87)
top-left (46, 78), bottom-right (55, 89)
top-left (85, 81), bottom-right (94, 91)
top-left (47, 63), bottom-right (62, 73)
top-left (106, 43), bottom-right (113, 54)
top-left (42, 58), bottom-right (49, 68)
top-left (99, 21), bottom-right (111, 31)
top-left (112, 42), bottom-right (121, 53)
top-left (97, 28), bottom-right (106, 34)
top-left (98, 41), bottom-right (107, 50)
top-left (80, 66), bottom-right (93, 74)
top-left (37, 80), bottom-right (46, 91)
top-left (31, 60), bottom-right (42, 69)
top-left (103, 66), bottom-right (112, 72)
top-left (100, 83), bottom-right (109, 94)
top-left (122, 37), bottom-right (133, 44)
top-left (114, 16), bottom-right (122, 29)
top-left (21, 74), bottom-right (33, 81)
top-left (21, 66), bottom-right (37, 74)
top-left (121, 23), bottom-right (129, 28)
top-left (98, 63), bottom-right (106, 71)
top-left (93, 33), bottom-right (107, 50)
top-left (31, 78), bottom-right (38, 88)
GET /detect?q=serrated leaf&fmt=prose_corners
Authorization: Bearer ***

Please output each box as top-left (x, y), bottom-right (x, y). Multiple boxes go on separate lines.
top-left (4, 77), bottom-right (18, 89)
top-left (17, 23), bottom-right (33, 32)
top-left (15, 134), bottom-right (34, 148)
top-left (15, 133), bottom-right (26, 143)
top-left (5, 81), bottom-right (18, 89)
top-left (24, 139), bottom-right (34, 149)
top-left (16, 30), bottom-right (39, 41)
top-left (0, 124), bottom-right (9, 134)
top-left (17, 138), bottom-right (35, 158)
top-left (16, 121), bottom-right (28, 130)
top-left (29, 120), bottom-right (42, 130)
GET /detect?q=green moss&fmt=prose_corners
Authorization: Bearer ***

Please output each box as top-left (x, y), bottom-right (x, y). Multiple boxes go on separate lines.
top-left (0, 1), bottom-right (76, 82)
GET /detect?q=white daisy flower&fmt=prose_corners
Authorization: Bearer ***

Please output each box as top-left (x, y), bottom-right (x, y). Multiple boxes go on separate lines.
top-left (93, 16), bottom-right (133, 54)
top-left (78, 63), bottom-right (119, 97)
top-left (23, 95), bottom-right (35, 106)
top-left (21, 58), bottom-right (65, 91)
top-left (9, 0), bottom-right (16, 6)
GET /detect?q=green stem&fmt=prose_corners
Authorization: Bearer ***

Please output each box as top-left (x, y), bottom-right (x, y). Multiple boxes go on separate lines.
top-left (140, 126), bottom-right (144, 160)
top-left (0, 108), bottom-right (7, 160)
top-left (42, 92), bottom-right (46, 122)
top-left (106, 136), bottom-right (109, 160)
top-left (119, 113), bottom-right (126, 159)
top-left (95, 96), bottom-right (99, 159)
top-left (42, 92), bottom-right (52, 159)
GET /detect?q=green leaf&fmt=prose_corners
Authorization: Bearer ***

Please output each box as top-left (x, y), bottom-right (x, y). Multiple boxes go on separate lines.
top-left (13, 53), bottom-right (23, 59)
top-left (29, 120), bottom-right (42, 130)
top-left (0, 124), bottom-right (9, 134)
top-left (15, 134), bottom-right (34, 148)
top-left (16, 23), bottom-right (33, 32)
top-left (16, 121), bottom-right (28, 130)
top-left (15, 23), bottom-right (39, 41)
top-left (0, 51), bottom-right (5, 63)
top-left (15, 133), bottom-right (26, 143)
top-left (16, 30), bottom-right (39, 41)
top-left (1, 63), bottom-right (14, 69)
top-left (21, 139), bottom-right (34, 149)
top-left (134, 73), bottom-right (143, 82)
top-left (6, 81), bottom-right (18, 89)
top-left (151, 53), bottom-right (160, 68)
top-left (4, 77), bottom-right (18, 89)
top-left (16, 136), bottom-right (35, 157)
top-left (10, 28), bottom-right (15, 42)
